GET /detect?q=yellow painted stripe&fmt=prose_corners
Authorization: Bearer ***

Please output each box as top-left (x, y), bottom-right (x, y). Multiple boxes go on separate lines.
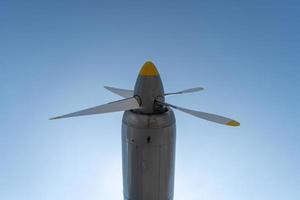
top-left (226, 120), bottom-right (240, 126)
top-left (139, 61), bottom-right (159, 76)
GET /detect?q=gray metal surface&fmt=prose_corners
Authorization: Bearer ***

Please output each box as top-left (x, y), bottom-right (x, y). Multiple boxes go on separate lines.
top-left (122, 109), bottom-right (176, 200)
top-left (134, 75), bottom-right (165, 114)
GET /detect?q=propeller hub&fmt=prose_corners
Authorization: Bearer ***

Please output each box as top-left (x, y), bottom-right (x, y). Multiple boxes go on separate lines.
top-left (134, 61), bottom-right (165, 114)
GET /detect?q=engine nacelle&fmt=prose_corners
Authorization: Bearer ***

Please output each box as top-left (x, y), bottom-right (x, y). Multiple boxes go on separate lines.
top-left (122, 109), bottom-right (176, 200)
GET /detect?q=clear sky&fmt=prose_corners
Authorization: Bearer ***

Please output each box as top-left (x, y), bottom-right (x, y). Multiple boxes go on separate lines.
top-left (0, 0), bottom-right (299, 199)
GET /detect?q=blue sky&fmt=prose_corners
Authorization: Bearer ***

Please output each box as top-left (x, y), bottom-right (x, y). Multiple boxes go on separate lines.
top-left (0, 0), bottom-right (299, 199)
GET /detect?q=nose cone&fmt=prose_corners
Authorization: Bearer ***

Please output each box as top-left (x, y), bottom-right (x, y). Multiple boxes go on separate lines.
top-left (139, 61), bottom-right (159, 76)
top-left (134, 61), bottom-right (165, 114)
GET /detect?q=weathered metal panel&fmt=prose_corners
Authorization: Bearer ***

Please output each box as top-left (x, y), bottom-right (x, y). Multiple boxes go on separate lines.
top-left (122, 109), bottom-right (176, 200)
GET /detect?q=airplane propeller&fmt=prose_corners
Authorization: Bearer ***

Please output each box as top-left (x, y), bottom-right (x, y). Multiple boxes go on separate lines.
top-left (51, 86), bottom-right (239, 127)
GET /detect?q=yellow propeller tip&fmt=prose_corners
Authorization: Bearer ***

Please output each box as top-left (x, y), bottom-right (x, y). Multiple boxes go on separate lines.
top-left (226, 120), bottom-right (240, 127)
top-left (139, 61), bottom-right (159, 76)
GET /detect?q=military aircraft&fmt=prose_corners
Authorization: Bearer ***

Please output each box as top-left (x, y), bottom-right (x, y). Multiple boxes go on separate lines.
top-left (51, 61), bottom-right (239, 200)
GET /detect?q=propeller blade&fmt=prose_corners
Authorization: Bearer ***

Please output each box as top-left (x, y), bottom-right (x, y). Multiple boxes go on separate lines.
top-left (104, 86), bottom-right (134, 98)
top-left (164, 87), bottom-right (204, 96)
top-left (50, 97), bottom-right (140, 120)
top-left (159, 101), bottom-right (239, 126)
